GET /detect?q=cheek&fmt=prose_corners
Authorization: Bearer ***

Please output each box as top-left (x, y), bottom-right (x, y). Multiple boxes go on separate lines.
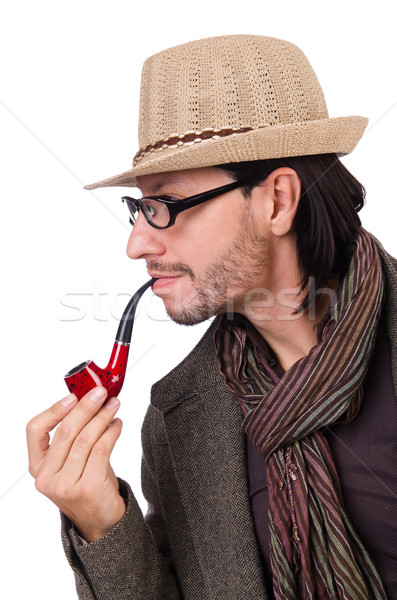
top-left (178, 201), bottom-right (242, 260)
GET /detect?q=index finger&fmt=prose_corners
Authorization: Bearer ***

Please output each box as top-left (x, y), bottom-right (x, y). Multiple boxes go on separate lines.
top-left (26, 393), bottom-right (78, 477)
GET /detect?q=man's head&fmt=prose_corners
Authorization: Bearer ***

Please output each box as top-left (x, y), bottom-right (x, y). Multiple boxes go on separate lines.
top-left (84, 35), bottom-right (368, 324)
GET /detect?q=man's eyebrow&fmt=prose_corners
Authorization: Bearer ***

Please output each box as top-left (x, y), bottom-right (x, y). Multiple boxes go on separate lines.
top-left (141, 176), bottom-right (191, 195)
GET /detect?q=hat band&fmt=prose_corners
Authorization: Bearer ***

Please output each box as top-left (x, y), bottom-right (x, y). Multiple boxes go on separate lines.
top-left (133, 124), bottom-right (268, 165)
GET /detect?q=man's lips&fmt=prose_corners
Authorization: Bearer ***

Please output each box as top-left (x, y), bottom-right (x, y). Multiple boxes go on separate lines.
top-left (149, 272), bottom-right (180, 279)
top-left (150, 274), bottom-right (182, 291)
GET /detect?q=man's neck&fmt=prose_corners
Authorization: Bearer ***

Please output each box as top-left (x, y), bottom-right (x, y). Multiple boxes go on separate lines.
top-left (244, 279), bottom-right (338, 372)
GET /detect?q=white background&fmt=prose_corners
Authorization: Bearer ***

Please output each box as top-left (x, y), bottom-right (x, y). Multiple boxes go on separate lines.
top-left (1, 1), bottom-right (396, 598)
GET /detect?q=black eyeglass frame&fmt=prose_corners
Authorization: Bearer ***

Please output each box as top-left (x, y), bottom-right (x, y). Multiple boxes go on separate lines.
top-left (121, 178), bottom-right (250, 230)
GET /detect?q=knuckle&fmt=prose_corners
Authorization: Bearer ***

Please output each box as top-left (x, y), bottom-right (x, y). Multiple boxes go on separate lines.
top-left (91, 440), bottom-right (108, 458)
top-left (34, 473), bottom-right (50, 495)
top-left (73, 433), bottom-right (91, 451)
top-left (54, 423), bottom-right (73, 443)
top-left (26, 417), bottom-right (40, 437)
top-left (28, 462), bottom-right (38, 478)
top-left (53, 480), bottom-right (73, 501)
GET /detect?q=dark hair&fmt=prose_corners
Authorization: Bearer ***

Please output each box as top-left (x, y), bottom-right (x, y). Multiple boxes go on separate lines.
top-left (217, 154), bottom-right (365, 311)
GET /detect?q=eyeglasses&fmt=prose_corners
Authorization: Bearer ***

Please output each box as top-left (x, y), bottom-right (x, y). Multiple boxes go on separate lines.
top-left (121, 178), bottom-right (250, 230)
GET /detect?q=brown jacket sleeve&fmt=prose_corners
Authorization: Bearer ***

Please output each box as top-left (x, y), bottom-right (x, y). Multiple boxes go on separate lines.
top-left (61, 470), bottom-right (181, 599)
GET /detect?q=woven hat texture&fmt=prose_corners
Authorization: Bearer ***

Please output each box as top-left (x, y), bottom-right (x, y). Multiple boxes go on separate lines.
top-left (85, 34), bottom-right (368, 189)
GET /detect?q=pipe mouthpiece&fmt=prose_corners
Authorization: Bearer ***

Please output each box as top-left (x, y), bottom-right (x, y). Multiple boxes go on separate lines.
top-left (115, 277), bottom-right (156, 344)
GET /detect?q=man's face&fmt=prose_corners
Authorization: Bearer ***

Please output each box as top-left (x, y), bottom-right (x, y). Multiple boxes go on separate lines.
top-left (126, 167), bottom-right (271, 325)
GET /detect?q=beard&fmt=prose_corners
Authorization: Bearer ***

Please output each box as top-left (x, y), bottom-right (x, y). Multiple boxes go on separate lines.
top-left (149, 211), bottom-right (269, 326)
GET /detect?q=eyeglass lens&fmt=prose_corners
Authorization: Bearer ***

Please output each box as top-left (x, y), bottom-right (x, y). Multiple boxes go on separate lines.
top-left (125, 198), bottom-right (171, 228)
top-left (141, 199), bottom-right (170, 227)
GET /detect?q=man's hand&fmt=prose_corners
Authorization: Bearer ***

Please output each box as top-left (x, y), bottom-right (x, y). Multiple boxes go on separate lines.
top-left (26, 386), bottom-right (126, 542)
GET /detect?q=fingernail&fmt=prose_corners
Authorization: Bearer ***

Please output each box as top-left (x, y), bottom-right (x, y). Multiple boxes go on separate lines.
top-left (105, 397), bottom-right (120, 410)
top-left (89, 387), bottom-right (107, 403)
top-left (61, 394), bottom-right (78, 408)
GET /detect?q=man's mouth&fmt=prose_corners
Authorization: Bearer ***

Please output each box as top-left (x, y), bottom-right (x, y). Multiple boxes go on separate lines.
top-left (151, 274), bottom-right (182, 292)
top-left (148, 261), bottom-right (195, 279)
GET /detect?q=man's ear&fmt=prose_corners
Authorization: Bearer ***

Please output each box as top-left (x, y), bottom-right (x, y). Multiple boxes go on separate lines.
top-left (264, 168), bottom-right (301, 236)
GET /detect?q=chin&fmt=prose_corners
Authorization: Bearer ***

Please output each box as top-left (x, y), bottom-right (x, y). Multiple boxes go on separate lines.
top-left (165, 303), bottom-right (216, 327)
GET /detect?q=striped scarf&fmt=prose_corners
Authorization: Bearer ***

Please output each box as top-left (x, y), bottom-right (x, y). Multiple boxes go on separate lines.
top-left (215, 230), bottom-right (387, 599)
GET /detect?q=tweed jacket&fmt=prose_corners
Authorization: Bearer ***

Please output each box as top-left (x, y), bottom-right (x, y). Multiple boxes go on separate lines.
top-left (61, 239), bottom-right (397, 600)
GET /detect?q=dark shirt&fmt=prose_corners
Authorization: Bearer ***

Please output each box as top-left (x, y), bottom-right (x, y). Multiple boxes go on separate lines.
top-left (246, 324), bottom-right (397, 597)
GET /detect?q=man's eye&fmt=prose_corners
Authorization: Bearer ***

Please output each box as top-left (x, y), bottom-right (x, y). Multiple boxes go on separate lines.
top-left (145, 202), bottom-right (157, 217)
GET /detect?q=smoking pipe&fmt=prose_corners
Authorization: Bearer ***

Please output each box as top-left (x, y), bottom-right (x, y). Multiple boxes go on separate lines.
top-left (64, 278), bottom-right (156, 400)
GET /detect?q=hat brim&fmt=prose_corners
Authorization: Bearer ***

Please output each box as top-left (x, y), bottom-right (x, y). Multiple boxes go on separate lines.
top-left (84, 116), bottom-right (368, 190)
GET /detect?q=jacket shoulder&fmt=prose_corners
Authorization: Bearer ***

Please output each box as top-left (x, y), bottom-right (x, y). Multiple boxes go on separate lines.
top-left (373, 236), bottom-right (397, 392)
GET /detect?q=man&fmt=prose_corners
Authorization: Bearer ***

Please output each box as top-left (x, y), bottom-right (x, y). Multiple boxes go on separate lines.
top-left (26, 35), bottom-right (397, 599)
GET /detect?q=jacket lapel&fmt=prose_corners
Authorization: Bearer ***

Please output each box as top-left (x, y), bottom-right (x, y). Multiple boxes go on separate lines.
top-left (151, 322), bottom-right (267, 598)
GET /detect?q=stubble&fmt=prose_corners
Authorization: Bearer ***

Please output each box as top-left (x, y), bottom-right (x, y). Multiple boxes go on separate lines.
top-left (156, 211), bottom-right (269, 326)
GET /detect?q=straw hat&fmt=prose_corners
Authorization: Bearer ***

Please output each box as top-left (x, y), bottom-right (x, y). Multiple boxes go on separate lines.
top-left (85, 34), bottom-right (368, 190)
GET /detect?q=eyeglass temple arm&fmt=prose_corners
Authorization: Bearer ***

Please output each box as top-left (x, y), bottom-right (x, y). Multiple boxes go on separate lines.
top-left (169, 179), bottom-right (249, 211)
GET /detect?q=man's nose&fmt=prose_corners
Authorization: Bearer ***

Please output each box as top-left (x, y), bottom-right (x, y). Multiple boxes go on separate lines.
top-left (126, 211), bottom-right (166, 260)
